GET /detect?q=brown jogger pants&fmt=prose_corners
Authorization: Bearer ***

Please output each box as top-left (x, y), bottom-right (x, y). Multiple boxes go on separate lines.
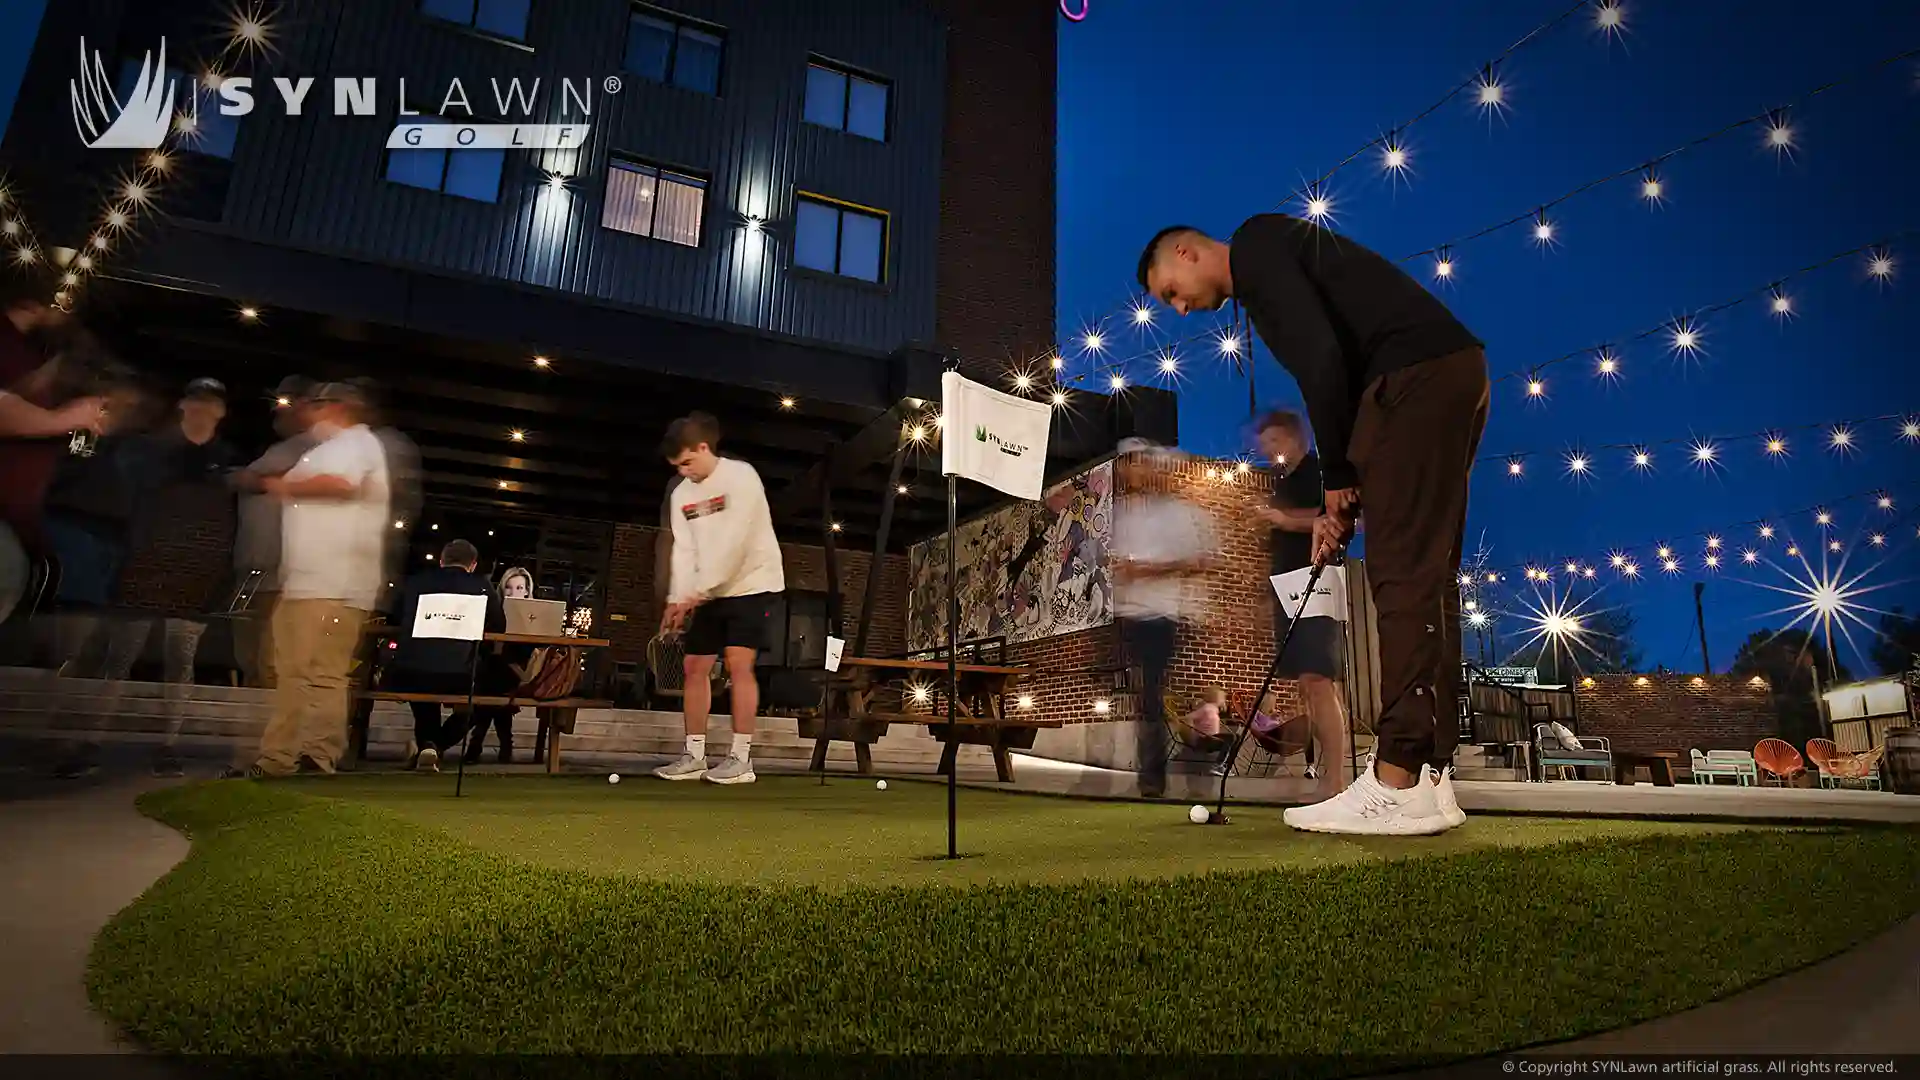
top-left (1348, 347), bottom-right (1490, 775)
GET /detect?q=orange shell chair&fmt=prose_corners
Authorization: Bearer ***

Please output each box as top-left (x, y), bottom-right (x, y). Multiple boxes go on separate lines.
top-left (1754, 738), bottom-right (1805, 787)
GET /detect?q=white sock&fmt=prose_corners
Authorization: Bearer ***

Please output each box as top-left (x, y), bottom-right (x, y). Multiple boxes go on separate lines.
top-left (731, 732), bottom-right (752, 760)
top-left (686, 735), bottom-right (706, 759)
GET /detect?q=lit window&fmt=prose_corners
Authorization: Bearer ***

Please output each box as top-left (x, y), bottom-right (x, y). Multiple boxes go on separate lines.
top-left (384, 114), bottom-right (505, 202)
top-left (803, 61), bottom-right (889, 142)
top-left (116, 60), bottom-right (239, 159)
top-left (602, 159), bottom-right (705, 246)
top-left (624, 7), bottom-right (724, 96)
top-left (419, 0), bottom-right (531, 41)
top-left (794, 195), bottom-right (886, 283)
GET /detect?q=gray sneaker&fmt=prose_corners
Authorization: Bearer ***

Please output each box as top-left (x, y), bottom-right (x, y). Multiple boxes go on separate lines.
top-left (704, 754), bottom-right (756, 785)
top-left (654, 754), bottom-right (708, 781)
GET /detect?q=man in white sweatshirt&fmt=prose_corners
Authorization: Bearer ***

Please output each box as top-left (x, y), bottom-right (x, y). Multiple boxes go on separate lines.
top-left (653, 412), bottom-right (785, 785)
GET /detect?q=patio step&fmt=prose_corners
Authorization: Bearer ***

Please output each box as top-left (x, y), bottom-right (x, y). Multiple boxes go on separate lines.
top-left (0, 668), bottom-right (988, 771)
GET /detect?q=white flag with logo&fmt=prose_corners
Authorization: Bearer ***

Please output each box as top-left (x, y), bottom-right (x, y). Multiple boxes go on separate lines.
top-left (412, 592), bottom-right (489, 641)
top-left (1269, 564), bottom-right (1349, 622)
top-left (940, 371), bottom-right (1052, 500)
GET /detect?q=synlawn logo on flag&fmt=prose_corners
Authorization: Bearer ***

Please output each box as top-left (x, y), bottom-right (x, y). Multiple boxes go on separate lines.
top-left (941, 371), bottom-right (1050, 500)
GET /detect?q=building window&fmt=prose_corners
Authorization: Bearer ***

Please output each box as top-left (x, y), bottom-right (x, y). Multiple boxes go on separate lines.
top-left (115, 61), bottom-right (239, 159)
top-left (624, 6), bottom-right (724, 96)
top-left (419, 0), bottom-right (532, 42)
top-left (802, 61), bottom-right (889, 142)
top-left (794, 195), bottom-right (886, 283)
top-left (601, 159), bottom-right (704, 247)
top-left (384, 115), bottom-right (506, 203)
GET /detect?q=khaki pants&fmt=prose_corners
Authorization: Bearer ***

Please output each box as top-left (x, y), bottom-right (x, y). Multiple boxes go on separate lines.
top-left (255, 598), bottom-right (368, 776)
top-left (235, 588), bottom-right (281, 689)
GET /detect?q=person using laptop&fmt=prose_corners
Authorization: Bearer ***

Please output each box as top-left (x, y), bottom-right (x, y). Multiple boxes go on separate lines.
top-left (464, 565), bottom-right (535, 764)
top-left (385, 539), bottom-right (505, 772)
top-left (653, 412), bottom-right (784, 786)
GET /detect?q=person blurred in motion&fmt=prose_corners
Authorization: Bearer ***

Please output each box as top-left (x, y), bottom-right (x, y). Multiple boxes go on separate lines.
top-left (227, 377), bottom-right (319, 689)
top-left (385, 539), bottom-right (505, 773)
top-left (346, 377), bottom-right (421, 613)
top-left (1110, 438), bottom-right (1215, 799)
top-left (1, 298), bottom-right (109, 625)
top-left (465, 564), bottom-right (533, 764)
top-left (238, 382), bottom-right (391, 778)
top-left (1251, 409), bottom-right (1351, 803)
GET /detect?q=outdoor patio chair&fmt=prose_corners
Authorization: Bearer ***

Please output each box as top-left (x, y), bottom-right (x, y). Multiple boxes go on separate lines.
top-left (1164, 692), bottom-right (1238, 770)
top-left (1807, 739), bottom-right (1884, 790)
top-left (1690, 748), bottom-right (1758, 785)
top-left (1533, 722), bottom-right (1613, 781)
top-left (1754, 738), bottom-right (1806, 787)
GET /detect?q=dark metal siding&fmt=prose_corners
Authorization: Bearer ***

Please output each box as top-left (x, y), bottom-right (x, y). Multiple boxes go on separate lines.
top-left (61, 0), bottom-right (948, 356)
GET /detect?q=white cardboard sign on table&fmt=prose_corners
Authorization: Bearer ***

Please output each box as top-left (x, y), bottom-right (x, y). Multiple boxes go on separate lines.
top-left (1269, 564), bottom-right (1349, 623)
top-left (412, 592), bottom-right (489, 641)
top-left (824, 635), bottom-right (846, 672)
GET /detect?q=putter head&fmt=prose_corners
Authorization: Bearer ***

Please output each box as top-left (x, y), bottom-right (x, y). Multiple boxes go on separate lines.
top-left (1206, 810), bottom-right (1231, 825)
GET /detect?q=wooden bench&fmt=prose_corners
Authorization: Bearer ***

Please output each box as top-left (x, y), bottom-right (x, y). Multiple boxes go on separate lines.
top-left (806, 656), bottom-right (1058, 782)
top-left (356, 691), bottom-right (612, 775)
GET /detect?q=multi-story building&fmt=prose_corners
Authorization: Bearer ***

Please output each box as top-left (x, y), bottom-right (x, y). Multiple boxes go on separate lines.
top-left (0, 0), bottom-right (1174, 673)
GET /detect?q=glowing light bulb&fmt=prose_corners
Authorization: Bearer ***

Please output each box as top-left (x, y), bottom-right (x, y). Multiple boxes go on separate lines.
top-left (1704, 555), bottom-right (1720, 569)
top-left (1692, 442), bottom-right (1717, 465)
top-left (1049, 354), bottom-right (1064, 370)
top-left (508, 429), bottom-right (526, 442)
top-left (1763, 112), bottom-right (1795, 156)
top-left (1786, 545), bottom-right (1800, 557)
top-left (1526, 378), bottom-right (1545, 397)
top-left (1828, 426), bottom-right (1853, 451)
top-left (1533, 218), bottom-right (1554, 244)
top-left (1594, 0), bottom-right (1627, 34)
top-left (1108, 374), bottom-right (1125, 391)
top-left (1131, 305), bottom-right (1153, 326)
top-left (1610, 554), bottom-right (1626, 568)
top-left (1596, 351), bottom-right (1619, 376)
top-left (1013, 373), bottom-right (1033, 391)
top-left (1816, 510), bottom-right (1832, 526)
top-left (1632, 450), bottom-right (1652, 469)
top-left (1565, 562), bottom-right (1578, 574)
top-left (1869, 533), bottom-right (1885, 547)
top-left (1433, 256), bottom-right (1454, 280)
top-left (1765, 437), bottom-right (1787, 456)
top-left (532, 355), bottom-right (550, 368)
top-left (1877, 494), bottom-right (1894, 510)
top-left (1770, 291), bottom-right (1792, 317)
top-left (1759, 524), bottom-right (1775, 539)
top-left (1566, 454), bottom-right (1590, 476)
top-left (1583, 567), bottom-right (1596, 578)
top-left (1640, 174), bottom-right (1662, 204)
top-left (1903, 418), bottom-right (1920, 441)
top-left (1741, 549), bottom-right (1758, 564)
top-left (1867, 250), bottom-right (1896, 280)
top-left (1706, 536), bottom-right (1721, 550)
top-left (1828, 540), bottom-right (1841, 553)
top-left (1476, 71), bottom-right (1506, 113)
top-left (1158, 355), bottom-right (1178, 374)
top-left (1381, 139), bottom-right (1409, 175)
top-left (1083, 332), bottom-right (1104, 352)
top-left (1507, 460), bottom-right (1524, 476)
top-left (1218, 335), bottom-right (1242, 356)
top-left (1657, 546), bottom-right (1672, 559)
top-left (1049, 391), bottom-right (1067, 406)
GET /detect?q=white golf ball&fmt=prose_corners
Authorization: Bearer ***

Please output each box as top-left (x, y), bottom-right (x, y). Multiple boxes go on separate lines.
top-left (1189, 804), bottom-right (1210, 824)
top-left (876, 780), bottom-right (888, 791)
top-left (608, 773), bottom-right (621, 784)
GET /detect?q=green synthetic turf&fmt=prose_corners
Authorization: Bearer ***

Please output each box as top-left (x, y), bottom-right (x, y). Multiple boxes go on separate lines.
top-left (90, 777), bottom-right (1920, 1069)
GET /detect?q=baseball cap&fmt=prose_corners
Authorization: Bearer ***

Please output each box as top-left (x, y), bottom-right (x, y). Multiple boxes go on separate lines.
top-left (308, 381), bottom-right (366, 406)
top-left (184, 377), bottom-right (227, 400)
top-left (272, 375), bottom-right (315, 402)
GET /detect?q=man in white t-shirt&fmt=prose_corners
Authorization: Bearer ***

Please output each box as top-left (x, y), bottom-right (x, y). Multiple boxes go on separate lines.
top-left (241, 382), bottom-right (392, 778)
top-left (652, 411), bottom-right (785, 786)
top-left (1111, 438), bottom-right (1216, 798)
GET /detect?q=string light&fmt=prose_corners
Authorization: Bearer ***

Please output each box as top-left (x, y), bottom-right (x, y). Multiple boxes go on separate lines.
top-left (1668, 318), bottom-right (1704, 358)
top-left (1762, 109), bottom-right (1796, 160)
top-left (1082, 332), bottom-right (1104, 353)
top-left (1433, 249), bottom-right (1455, 282)
top-left (1108, 374), bottom-right (1125, 391)
top-left (1639, 168), bottom-right (1664, 206)
top-left (1901, 417), bottom-right (1920, 442)
top-left (1130, 304), bottom-right (1153, 326)
top-left (1593, 0), bottom-right (1627, 37)
top-left (1595, 349), bottom-right (1620, 377)
top-left (1476, 411), bottom-right (1911, 483)
top-left (1381, 136), bottom-right (1410, 177)
top-left (1049, 390), bottom-right (1067, 407)
top-left (1630, 448), bottom-right (1653, 471)
top-left (1877, 493), bottom-right (1895, 510)
top-left (1158, 354), bottom-right (1178, 375)
top-left (1301, 184), bottom-right (1335, 225)
top-left (1769, 287), bottom-right (1794, 319)
top-left (1474, 66), bottom-right (1508, 119)
top-left (1013, 373), bottom-right (1033, 391)
top-left (1828, 425), bottom-right (1854, 453)
top-left (779, 396), bottom-right (796, 410)
top-left (1867, 247), bottom-right (1896, 282)
top-left (1531, 211), bottom-right (1556, 249)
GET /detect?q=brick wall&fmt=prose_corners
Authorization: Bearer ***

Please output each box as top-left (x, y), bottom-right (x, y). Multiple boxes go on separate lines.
top-left (1573, 674), bottom-right (1779, 764)
top-left (603, 523), bottom-right (908, 667)
top-left (931, 0), bottom-right (1057, 380)
top-left (116, 483), bottom-right (235, 615)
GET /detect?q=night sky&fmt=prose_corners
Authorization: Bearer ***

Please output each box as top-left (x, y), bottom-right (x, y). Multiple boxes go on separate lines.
top-left (3, 0), bottom-right (1915, 677)
top-left (1058, 0), bottom-right (1920, 677)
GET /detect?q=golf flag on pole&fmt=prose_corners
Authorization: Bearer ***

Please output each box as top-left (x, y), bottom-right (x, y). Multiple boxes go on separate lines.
top-left (940, 371), bottom-right (1051, 500)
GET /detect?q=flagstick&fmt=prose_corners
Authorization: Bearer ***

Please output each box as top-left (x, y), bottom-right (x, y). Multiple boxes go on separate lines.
top-left (945, 470), bottom-right (959, 861)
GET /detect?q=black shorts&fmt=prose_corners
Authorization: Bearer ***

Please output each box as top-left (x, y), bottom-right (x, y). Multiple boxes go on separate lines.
top-left (1273, 611), bottom-right (1345, 680)
top-left (684, 592), bottom-right (778, 657)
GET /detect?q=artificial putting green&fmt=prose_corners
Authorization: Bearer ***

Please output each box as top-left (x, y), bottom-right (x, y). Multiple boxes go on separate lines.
top-left (91, 777), bottom-right (1920, 1067)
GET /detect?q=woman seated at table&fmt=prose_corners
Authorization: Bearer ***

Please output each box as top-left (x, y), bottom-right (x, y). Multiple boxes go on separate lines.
top-left (464, 565), bottom-right (536, 764)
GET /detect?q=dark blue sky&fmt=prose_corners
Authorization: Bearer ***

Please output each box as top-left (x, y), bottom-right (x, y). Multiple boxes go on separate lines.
top-left (1058, 0), bottom-right (1920, 677)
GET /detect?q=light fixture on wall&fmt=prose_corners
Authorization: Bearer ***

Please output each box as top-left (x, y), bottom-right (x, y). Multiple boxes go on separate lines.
top-left (744, 214), bottom-right (764, 234)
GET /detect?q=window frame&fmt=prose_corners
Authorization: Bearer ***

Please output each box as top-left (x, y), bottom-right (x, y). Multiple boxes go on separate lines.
top-left (380, 111), bottom-right (510, 204)
top-left (600, 155), bottom-right (709, 248)
top-left (624, 4), bottom-right (728, 97)
top-left (417, 0), bottom-right (537, 49)
top-left (802, 57), bottom-right (891, 143)
top-left (792, 192), bottom-right (890, 285)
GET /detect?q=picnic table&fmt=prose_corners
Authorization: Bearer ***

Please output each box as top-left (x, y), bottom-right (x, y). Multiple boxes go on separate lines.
top-left (353, 624), bottom-right (612, 774)
top-left (803, 656), bottom-right (1056, 782)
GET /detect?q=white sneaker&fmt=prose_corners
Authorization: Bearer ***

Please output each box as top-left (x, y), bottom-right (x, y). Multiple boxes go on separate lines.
top-left (704, 754), bottom-right (756, 785)
top-left (1432, 766), bottom-right (1468, 830)
top-left (1282, 762), bottom-right (1451, 836)
top-left (654, 754), bottom-right (708, 781)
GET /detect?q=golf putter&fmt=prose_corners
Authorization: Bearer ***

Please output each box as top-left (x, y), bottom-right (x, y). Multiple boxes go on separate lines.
top-left (1207, 560), bottom-right (1330, 825)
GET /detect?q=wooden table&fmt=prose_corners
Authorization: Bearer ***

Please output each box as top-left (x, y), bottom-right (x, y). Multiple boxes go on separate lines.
top-left (1610, 750), bottom-right (1678, 787)
top-left (808, 656), bottom-right (1054, 782)
top-left (355, 626), bottom-right (612, 773)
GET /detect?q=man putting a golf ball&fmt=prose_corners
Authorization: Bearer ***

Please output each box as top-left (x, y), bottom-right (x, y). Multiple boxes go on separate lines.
top-left (1137, 214), bottom-right (1486, 837)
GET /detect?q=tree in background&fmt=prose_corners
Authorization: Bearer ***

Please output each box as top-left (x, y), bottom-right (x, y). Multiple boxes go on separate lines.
top-left (1867, 607), bottom-right (1920, 678)
top-left (1730, 628), bottom-right (1852, 746)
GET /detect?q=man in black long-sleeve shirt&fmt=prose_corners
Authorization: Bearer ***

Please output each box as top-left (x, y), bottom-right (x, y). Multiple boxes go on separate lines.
top-left (1137, 213), bottom-right (1488, 836)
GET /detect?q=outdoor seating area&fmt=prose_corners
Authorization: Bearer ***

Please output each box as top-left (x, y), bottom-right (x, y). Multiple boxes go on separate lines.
top-left (1533, 722), bottom-right (1615, 782)
top-left (1691, 748), bottom-right (1760, 786)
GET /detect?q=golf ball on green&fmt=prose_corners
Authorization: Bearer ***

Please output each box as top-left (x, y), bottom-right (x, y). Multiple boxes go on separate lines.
top-left (876, 780), bottom-right (888, 791)
top-left (608, 773), bottom-right (621, 784)
top-left (1189, 805), bottom-right (1209, 824)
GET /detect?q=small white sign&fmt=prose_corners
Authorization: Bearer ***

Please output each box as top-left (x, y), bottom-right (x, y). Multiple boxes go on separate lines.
top-left (824, 635), bottom-right (846, 672)
top-left (1270, 564), bottom-right (1349, 623)
top-left (412, 592), bottom-right (489, 641)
